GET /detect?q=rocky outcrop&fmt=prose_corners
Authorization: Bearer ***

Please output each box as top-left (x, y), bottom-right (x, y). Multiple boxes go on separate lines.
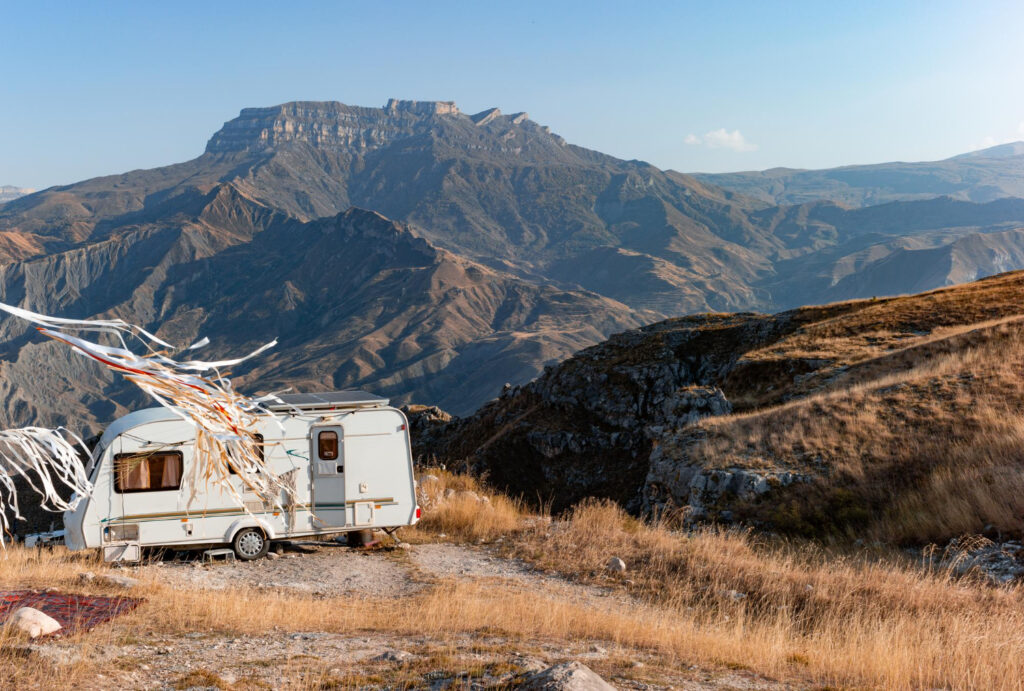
top-left (417, 314), bottom-right (797, 511)
top-left (644, 435), bottom-right (808, 522)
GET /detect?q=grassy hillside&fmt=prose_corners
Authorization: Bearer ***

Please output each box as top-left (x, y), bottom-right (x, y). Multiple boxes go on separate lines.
top-left (669, 271), bottom-right (1024, 542)
top-left (424, 270), bottom-right (1024, 545)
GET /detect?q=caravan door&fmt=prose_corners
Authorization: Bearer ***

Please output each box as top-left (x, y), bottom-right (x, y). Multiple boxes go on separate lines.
top-left (311, 425), bottom-right (346, 527)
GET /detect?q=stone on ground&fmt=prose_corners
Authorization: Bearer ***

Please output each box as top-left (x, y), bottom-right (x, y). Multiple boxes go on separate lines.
top-left (373, 649), bottom-right (413, 662)
top-left (7, 607), bottom-right (62, 638)
top-left (606, 557), bottom-right (626, 573)
top-left (99, 574), bottom-right (141, 589)
top-left (518, 661), bottom-right (616, 690)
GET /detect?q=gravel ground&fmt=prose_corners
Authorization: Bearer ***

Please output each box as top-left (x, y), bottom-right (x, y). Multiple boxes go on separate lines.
top-left (137, 542), bottom-right (417, 598)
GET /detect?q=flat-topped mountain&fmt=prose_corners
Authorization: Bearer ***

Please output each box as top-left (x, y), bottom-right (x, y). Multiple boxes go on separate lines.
top-left (696, 141), bottom-right (1024, 207)
top-left (3, 100), bottom-right (1024, 429)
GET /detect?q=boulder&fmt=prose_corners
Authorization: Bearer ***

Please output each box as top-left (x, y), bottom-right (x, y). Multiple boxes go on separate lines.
top-left (7, 607), bottom-right (61, 638)
top-left (606, 557), bottom-right (626, 573)
top-left (517, 661), bottom-right (615, 690)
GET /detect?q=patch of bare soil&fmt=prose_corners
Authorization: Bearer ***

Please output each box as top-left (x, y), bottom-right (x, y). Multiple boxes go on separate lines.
top-left (137, 542), bottom-right (417, 598)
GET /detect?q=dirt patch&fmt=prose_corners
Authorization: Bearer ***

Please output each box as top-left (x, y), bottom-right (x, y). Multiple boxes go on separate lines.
top-left (137, 543), bottom-right (417, 598)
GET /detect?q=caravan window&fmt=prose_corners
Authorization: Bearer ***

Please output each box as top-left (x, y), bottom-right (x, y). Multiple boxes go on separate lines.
top-left (228, 433), bottom-right (264, 474)
top-left (114, 451), bottom-right (184, 493)
top-left (318, 431), bottom-right (339, 460)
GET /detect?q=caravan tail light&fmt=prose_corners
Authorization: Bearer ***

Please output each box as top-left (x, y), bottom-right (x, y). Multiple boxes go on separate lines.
top-left (415, 506), bottom-right (422, 520)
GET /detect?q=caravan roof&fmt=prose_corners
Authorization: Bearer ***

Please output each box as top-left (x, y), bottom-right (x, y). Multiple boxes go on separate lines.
top-left (93, 391), bottom-right (389, 452)
top-left (266, 390), bottom-right (389, 412)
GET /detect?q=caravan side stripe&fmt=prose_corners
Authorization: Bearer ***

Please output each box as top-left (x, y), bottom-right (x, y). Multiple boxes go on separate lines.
top-left (102, 504), bottom-right (314, 524)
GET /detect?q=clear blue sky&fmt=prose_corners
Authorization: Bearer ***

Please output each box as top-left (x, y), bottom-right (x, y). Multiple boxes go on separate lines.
top-left (3, 1), bottom-right (1024, 189)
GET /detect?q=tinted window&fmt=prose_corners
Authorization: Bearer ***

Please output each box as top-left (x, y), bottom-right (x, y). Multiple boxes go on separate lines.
top-left (318, 431), bottom-right (339, 460)
top-left (114, 451), bottom-right (183, 493)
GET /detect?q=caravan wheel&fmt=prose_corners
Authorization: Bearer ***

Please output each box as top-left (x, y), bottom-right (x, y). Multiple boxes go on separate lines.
top-left (232, 528), bottom-right (268, 560)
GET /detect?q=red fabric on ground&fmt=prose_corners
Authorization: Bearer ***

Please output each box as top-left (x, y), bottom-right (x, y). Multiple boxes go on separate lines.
top-left (0, 589), bottom-right (143, 635)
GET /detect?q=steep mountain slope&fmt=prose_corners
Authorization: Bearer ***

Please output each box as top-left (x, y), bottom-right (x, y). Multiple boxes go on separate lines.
top-left (695, 141), bottom-right (1024, 207)
top-left (0, 193), bottom-right (644, 429)
top-left (419, 271), bottom-right (1024, 544)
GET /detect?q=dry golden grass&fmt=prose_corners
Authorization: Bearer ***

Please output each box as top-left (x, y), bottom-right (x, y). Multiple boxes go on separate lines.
top-left (672, 311), bottom-right (1024, 541)
top-left (507, 499), bottom-right (1024, 690)
top-left (2, 496), bottom-right (1023, 690)
top-left (408, 468), bottom-right (531, 542)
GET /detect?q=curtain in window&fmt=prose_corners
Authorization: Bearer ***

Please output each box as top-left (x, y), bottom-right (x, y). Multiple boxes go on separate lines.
top-left (160, 455), bottom-right (182, 487)
top-left (118, 457), bottom-right (150, 491)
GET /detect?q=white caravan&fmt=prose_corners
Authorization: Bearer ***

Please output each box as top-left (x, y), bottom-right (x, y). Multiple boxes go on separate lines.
top-left (63, 391), bottom-right (420, 561)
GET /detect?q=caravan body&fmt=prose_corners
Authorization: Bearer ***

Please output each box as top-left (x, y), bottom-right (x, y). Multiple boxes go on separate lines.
top-left (63, 391), bottom-right (419, 560)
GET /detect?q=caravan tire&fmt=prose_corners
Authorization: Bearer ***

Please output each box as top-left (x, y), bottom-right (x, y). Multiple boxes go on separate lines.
top-left (232, 528), bottom-right (269, 560)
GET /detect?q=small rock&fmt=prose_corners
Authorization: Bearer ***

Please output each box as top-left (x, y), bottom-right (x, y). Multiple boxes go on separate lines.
top-left (511, 655), bottom-right (549, 674)
top-left (606, 557), bottom-right (627, 573)
top-left (517, 661), bottom-right (615, 690)
top-left (7, 608), bottom-right (61, 638)
top-left (374, 649), bottom-right (413, 662)
top-left (99, 574), bottom-right (140, 589)
top-left (78, 571), bottom-right (96, 583)
top-left (266, 552), bottom-right (280, 560)
top-left (396, 542), bottom-right (412, 550)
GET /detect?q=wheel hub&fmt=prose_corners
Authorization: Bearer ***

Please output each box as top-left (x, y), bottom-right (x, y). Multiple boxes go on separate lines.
top-left (237, 531), bottom-right (263, 557)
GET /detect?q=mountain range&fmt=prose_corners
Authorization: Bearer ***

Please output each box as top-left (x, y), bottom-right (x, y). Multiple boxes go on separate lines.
top-left (695, 141), bottom-right (1024, 207)
top-left (3, 99), bottom-right (1024, 429)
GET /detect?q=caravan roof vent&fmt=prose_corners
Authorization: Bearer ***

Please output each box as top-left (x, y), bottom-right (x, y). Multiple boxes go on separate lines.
top-left (266, 390), bottom-right (389, 412)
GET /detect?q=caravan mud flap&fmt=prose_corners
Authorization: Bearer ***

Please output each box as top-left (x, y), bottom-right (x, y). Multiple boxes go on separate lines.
top-left (103, 542), bottom-right (141, 563)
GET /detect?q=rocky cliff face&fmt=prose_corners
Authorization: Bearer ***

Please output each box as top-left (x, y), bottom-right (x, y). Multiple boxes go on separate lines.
top-left (413, 312), bottom-right (806, 511)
